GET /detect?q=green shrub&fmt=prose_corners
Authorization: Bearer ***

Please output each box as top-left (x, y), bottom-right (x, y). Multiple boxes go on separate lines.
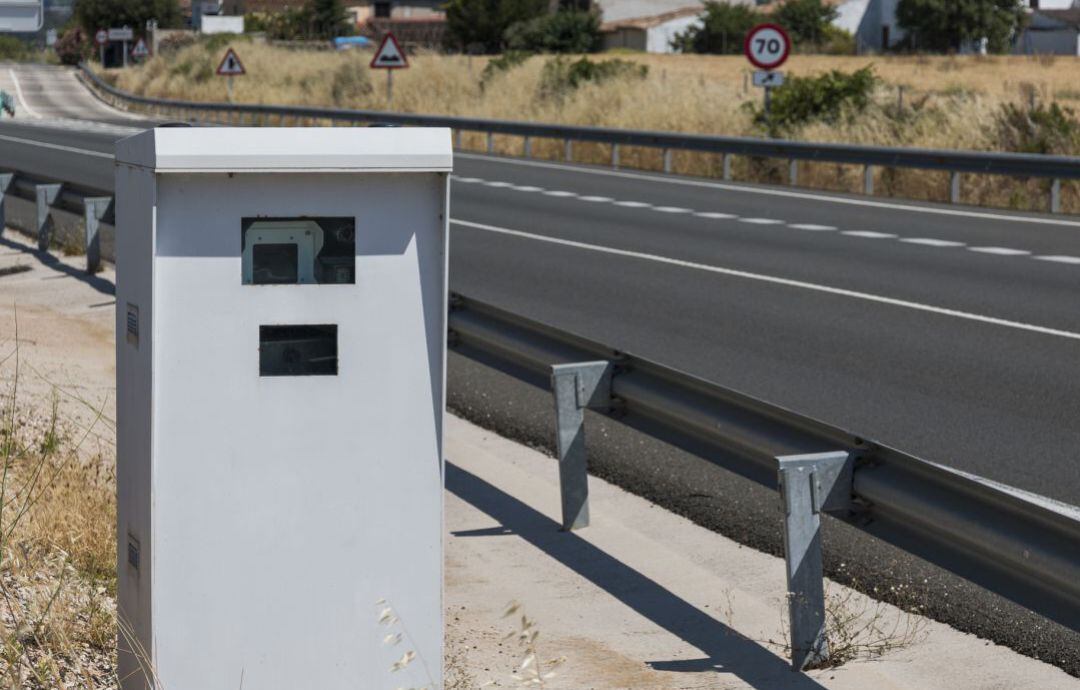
top-left (995, 102), bottom-right (1080, 155)
top-left (479, 50), bottom-right (532, 88)
top-left (753, 66), bottom-right (877, 133)
top-left (775, 0), bottom-right (838, 47)
top-left (0, 36), bottom-right (29, 61)
top-left (539, 56), bottom-right (647, 98)
top-left (671, 1), bottom-right (759, 54)
top-left (504, 10), bottom-right (601, 53)
top-left (445, 0), bottom-right (547, 53)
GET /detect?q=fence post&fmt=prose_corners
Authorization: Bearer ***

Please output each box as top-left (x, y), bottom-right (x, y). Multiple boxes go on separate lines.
top-left (35, 183), bottom-right (61, 252)
top-left (523, 135), bottom-right (531, 159)
top-left (83, 197), bottom-right (112, 275)
top-left (454, 129), bottom-right (462, 150)
top-left (611, 143), bottom-right (620, 169)
top-left (486, 132), bottom-right (494, 155)
top-left (0, 172), bottom-right (13, 236)
top-left (1051, 178), bottom-right (1061, 214)
top-left (564, 139), bottom-right (573, 162)
top-left (776, 451), bottom-right (853, 671)
top-left (550, 361), bottom-right (613, 531)
top-left (722, 154), bottom-right (732, 181)
top-left (863, 165), bottom-right (874, 196)
top-left (662, 148), bottom-right (672, 174)
top-left (950, 171), bottom-right (961, 204)
top-left (789, 159), bottom-right (798, 186)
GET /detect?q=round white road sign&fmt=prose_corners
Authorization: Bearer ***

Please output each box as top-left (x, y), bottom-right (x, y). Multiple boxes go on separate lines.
top-left (95, 28), bottom-right (108, 46)
top-left (744, 24), bottom-right (791, 70)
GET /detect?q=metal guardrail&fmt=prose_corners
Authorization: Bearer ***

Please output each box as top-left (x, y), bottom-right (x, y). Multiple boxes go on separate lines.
top-left (447, 294), bottom-right (1080, 669)
top-left (77, 64), bottom-right (1079, 213)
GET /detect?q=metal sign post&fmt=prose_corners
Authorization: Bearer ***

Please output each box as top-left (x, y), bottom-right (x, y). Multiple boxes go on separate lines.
top-left (745, 24), bottom-right (791, 131)
top-left (95, 28), bottom-right (107, 64)
top-left (370, 33), bottom-right (408, 109)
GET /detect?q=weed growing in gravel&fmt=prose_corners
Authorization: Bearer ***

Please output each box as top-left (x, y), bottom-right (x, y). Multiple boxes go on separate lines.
top-left (501, 600), bottom-right (565, 687)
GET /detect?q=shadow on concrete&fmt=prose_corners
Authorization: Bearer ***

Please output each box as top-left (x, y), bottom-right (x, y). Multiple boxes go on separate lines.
top-left (0, 234), bottom-right (114, 296)
top-left (446, 462), bottom-right (824, 689)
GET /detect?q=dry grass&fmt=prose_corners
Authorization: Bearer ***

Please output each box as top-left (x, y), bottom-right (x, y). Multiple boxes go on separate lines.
top-left (0, 319), bottom-right (117, 689)
top-left (100, 41), bottom-right (1080, 212)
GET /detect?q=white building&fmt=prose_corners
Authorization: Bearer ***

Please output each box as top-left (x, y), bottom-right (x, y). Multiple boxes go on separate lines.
top-left (600, 6), bottom-right (704, 53)
top-left (1016, 8), bottom-right (1080, 55)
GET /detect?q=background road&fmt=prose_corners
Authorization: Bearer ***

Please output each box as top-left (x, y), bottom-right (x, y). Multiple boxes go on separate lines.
top-left (2, 66), bottom-right (1079, 675)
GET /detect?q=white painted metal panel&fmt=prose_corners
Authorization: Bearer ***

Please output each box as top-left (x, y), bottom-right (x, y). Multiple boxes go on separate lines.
top-left (0, 0), bottom-right (41, 32)
top-left (116, 128), bottom-right (449, 690)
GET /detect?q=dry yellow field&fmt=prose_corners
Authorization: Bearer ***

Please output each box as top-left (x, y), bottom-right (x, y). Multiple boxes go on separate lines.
top-left (103, 41), bottom-right (1080, 212)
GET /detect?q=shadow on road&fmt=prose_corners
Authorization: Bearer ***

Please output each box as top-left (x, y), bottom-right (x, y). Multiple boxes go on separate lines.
top-left (446, 461), bottom-right (824, 690)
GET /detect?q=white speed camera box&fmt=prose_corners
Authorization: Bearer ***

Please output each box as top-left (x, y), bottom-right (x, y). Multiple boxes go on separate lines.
top-left (114, 128), bottom-right (451, 689)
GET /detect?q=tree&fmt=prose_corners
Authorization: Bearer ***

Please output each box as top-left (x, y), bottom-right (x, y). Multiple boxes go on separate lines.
top-left (896, 0), bottom-right (1026, 53)
top-left (309, 0), bottom-right (351, 39)
top-left (504, 10), bottom-right (601, 53)
top-left (671, 2), bottom-right (762, 54)
top-left (775, 0), bottom-right (839, 46)
top-left (445, 0), bottom-right (549, 53)
top-left (74, 0), bottom-right (181, 34)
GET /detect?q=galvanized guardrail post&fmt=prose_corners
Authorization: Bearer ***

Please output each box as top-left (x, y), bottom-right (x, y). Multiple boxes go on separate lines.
top-left (777, 451), bottom-right (853, 671)
top-left (550, 361), bottom-right (613, 531)
top-left (0, 171), bottom-right (13, 235)
top-left (950, 172), bottom-right (961, 204)
top-left (789, 160), bottom-right (798, 186)
top-left (486, 132), bottom-right (494, 155)
top-left (35, 183), bottom-right (61, 252)
top-left (564, 139), bottom-right (572, 162)
top-left (662, 148), bottom-right (672, 174)
top-left (611, 144), bottom-right (620, 169)
top-left (84, 196), bottom-right (112, 274)
top-left (1051, 178), bottom-right (1061, 214)
top-left (722, 154), bottom-right (732, 182)
top-left (523, 135), bottom-right (531, 159)
top-left (863, 165), bottom-right (874, 196)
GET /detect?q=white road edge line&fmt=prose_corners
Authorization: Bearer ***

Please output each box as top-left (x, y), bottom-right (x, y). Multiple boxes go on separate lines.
top-left (452, 218), bottom-right (1080, 342)
top-left (8, 68), bottom-right (40, 119)
top-left (455, 152), bottom-right (1080, 228)
top-left (0, 132), bottom-right (114, 159)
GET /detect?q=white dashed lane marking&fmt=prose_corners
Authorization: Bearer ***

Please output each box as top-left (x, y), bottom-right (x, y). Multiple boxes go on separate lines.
top-left (1034, 255), bottom-right (1080, 264)
top-left (450, 174), bottom-right (1079, 268)
top-left (900, 238), bottom-right (966, 247)
top-left (739, 218), bottom-right (784, 225)
top-left (968, 247), bottom-right (1031, 256)
top-left (654, 206), bottom-right (693, 213)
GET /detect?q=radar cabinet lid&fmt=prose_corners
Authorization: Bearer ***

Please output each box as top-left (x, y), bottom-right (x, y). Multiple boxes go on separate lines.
top-left (115, 127), bottom-right (453, 173)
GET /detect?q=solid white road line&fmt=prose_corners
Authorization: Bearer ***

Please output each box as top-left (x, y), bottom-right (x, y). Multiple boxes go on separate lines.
top-left (842, 230), bottom-right (898, 238)
top-left (968, 247), bottom-right (1031, 256)
top-left (8, 68), bottom-right (40, 119)
top-left (451, 218), bottom-right (1080, 342)
top-left (900, 238), bottom-right (966, 247)
top-left (455, 152), bottom-right (1080, 228)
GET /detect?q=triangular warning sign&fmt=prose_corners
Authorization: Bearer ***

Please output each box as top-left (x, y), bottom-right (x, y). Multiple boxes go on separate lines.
top-left (216, 48), bottom-right (246, 76)
top-left (131, 38), bottom-right (149, 58)
top-left (370, 33), bottom-right (408, 69)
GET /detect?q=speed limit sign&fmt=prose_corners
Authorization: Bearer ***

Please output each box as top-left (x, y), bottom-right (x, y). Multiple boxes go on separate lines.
top-left (744, 24), bottom-right (791, 70)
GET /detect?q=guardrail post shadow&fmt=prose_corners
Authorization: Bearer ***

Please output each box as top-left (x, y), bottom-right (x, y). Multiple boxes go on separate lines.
top-left (863, 165), bottom-right (874, 196)
top-left (1051, 178), bottom-right (1061, 214)
top-left (776, 451), bottom-right (853, 671)
top-left (788, 160), bottom-right (798, 187)
top-left (662, 148), bottom-right (672, 174)
top-left (0, 172), bottom-right (13, 237)
top-left (950, 172), bottom-right (961, 204)
top-left (84, 197), bottom-right (112, 274)
top-left (550, 361), bottom-right (614, 531)
top-left (35, 183), bottom-right (62, 253)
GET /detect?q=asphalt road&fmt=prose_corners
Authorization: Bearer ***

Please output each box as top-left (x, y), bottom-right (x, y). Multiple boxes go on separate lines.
top-left (2, 68), bottom-right (1080, 675)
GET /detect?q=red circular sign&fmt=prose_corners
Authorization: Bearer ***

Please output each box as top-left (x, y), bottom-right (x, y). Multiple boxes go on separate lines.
top-left (744, 24), bottom-right (791, 70)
